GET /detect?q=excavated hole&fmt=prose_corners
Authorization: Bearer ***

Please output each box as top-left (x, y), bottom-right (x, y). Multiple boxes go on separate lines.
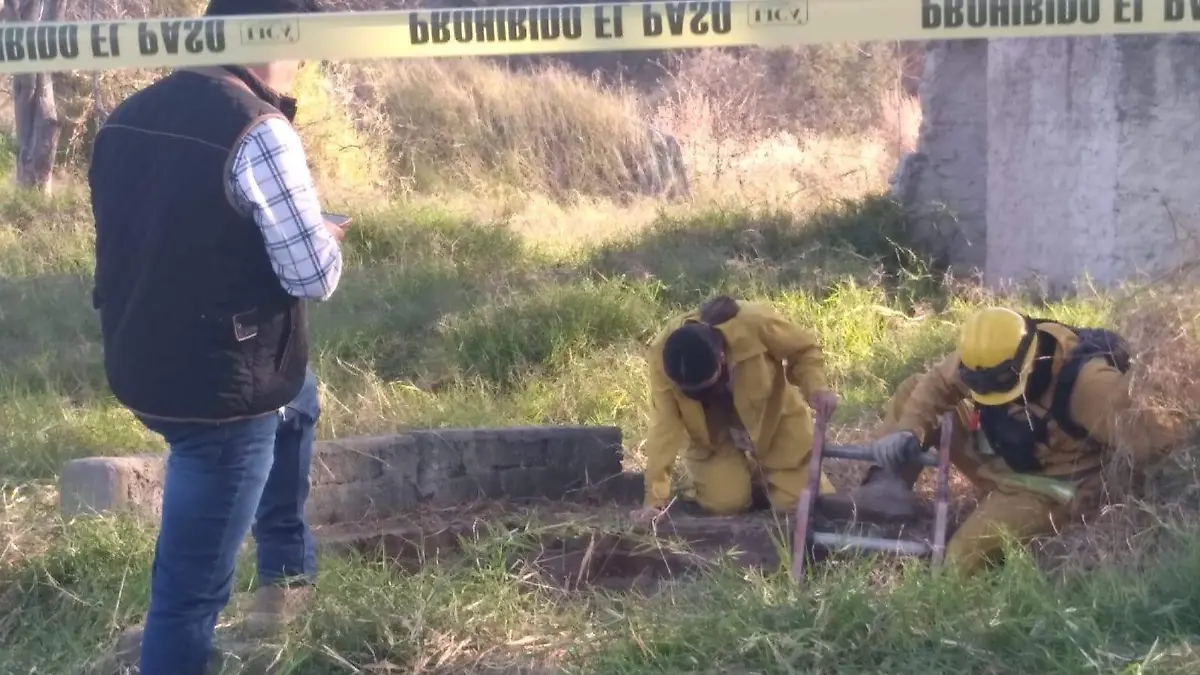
top-left (324, 504), bottom-right (803, 593)
top-left (513, 533), bottom-right (718, 593)
top-left (321, 500), bottom-right (950, 594)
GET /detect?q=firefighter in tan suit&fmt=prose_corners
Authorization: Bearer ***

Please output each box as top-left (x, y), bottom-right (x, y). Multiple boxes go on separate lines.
top-left (632, 296), bottom-right (839, 521)
top-left (835, 307), bottom-right (1180, 576)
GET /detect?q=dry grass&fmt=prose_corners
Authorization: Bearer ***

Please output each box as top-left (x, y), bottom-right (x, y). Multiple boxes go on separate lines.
top-left (649, 46), bottom-right (920, 210)
top-left (1113, 273), bottom-right (1200, 452)
top-left (31, 37), bottom-right (922, 246)
top-left (351, 58), bottom-right (657, 200)
top-left (1024, 270), bottom-right (1200, 576)
top-left (290, 62), bottom-right (391, 204)
top-left (0, 481), bottom-right (58, 573)
top-left (653, 44), bottom-right (907, 138)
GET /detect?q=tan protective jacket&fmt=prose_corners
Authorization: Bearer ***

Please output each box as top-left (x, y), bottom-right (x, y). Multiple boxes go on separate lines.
top-left (642, 301), bottom-right (829, 507)
top-left (896, 322), bottom-right (1179, 477)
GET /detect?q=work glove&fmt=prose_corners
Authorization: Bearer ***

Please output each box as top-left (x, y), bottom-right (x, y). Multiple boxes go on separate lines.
top-left (865, 430), bottom-right (923, 473)
top-left (807, 389), bottom-right (839, 420)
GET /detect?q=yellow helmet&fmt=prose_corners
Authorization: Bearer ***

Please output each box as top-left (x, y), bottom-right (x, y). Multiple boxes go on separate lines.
top-left (957, 307), bottom-right (1037, 406)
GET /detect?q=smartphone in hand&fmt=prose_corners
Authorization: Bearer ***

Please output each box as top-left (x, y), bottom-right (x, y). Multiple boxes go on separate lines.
top-left (321, 212), bottom-right (352, 243)
top-left (323, 212), bottom-right (352, 228)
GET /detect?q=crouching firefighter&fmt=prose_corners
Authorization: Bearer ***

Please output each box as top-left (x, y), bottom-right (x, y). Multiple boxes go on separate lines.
top-left (830, 306), bottom-right (1176, 577)
top-left (630, 296), bottom-right (841, 523)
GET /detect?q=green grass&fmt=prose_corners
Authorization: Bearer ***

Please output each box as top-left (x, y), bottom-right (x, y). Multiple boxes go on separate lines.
top-left (1, 182), bottom-right (1198, 674)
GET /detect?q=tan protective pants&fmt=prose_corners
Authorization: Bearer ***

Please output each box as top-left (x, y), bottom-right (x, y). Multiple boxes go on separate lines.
top-left (880, 374), bottom-right (1105, 577)
top-left (683, 443), bottom-right (837, 515)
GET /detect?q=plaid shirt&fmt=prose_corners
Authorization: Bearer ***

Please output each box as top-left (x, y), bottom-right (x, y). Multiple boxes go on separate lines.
top-left (229, 116), bottom-right (343, 302)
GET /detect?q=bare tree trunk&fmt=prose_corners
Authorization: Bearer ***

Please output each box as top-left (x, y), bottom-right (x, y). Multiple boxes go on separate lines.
top-left (3, 0), bottom-right (63, 195)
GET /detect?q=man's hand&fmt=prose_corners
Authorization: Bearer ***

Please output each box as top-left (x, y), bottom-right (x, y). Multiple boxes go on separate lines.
top-left (323, 219), bottom-right (346, 242)
top-left (629, 506), bottom-right (663, 524)
top-left (808, 389), bottom-right (839, 420)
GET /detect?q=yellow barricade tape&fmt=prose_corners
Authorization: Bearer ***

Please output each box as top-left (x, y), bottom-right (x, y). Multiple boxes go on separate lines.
top-left (0, 0), bottom-right (1196, 76)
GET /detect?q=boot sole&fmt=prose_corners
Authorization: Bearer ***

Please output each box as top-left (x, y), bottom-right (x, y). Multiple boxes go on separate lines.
top-left (816, 494), bottom-right (927, 524)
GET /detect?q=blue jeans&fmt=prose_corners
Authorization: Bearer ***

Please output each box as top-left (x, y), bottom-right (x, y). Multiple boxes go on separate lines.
top-left (136, 370), bottom-right (321, 675)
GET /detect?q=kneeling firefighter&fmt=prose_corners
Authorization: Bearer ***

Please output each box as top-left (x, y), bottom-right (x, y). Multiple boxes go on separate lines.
top-left (631, 296), bottom-right (840, 522)
top-left (833, 306), bottom-right (1177, 577)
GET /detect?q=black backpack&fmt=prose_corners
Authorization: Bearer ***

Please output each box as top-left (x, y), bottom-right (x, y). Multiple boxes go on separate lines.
top-left (1047, 325), bottom-right (1133, 439)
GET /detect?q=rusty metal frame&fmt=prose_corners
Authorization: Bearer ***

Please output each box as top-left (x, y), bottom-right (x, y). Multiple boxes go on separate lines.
top-left (791, 411), bottom-right (955, 583)
top-left (930, 411), bottom-right (953, 569)
top-left (790, 406), bottom-right (828, 582)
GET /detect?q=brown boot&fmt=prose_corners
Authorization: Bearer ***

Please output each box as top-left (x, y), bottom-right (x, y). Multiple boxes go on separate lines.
top-left (820, 464), bottom-right (924, 523)
top-left (237, 584), bottom-right (314, 638)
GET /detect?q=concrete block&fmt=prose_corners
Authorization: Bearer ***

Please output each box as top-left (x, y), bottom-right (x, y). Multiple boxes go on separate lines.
top-left (309, 435), bottom-right (415, 485)
top-left (439, 475), bottom-right (503, 504)
top-left (59, 454), bottom-right (166, 521)
top-left (603, 471), bottom-right (645, 504)
top-left (305, 480), bottom-right (410, 527)
top-left (58, 425), bottom-right (626, 526)
top-left (499, 467), bottom-right (538, 499)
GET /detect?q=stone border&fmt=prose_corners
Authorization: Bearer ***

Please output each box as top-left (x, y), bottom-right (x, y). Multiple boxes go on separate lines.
top-left (59, 425), bottom-right (628, 526)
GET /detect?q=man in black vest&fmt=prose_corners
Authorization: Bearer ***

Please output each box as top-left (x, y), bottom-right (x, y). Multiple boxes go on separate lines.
top-left (87, 1), bottom-right (339, 672)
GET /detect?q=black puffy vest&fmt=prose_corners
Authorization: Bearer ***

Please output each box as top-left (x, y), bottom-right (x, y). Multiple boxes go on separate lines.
top-left (88, 66), bottom-right (309, 421)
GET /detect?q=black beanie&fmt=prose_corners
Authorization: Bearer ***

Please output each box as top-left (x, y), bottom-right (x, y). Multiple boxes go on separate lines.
top-left (662, 323), bottom-right (723, 388)
top-left (205, 0), bottom-right (323, 16)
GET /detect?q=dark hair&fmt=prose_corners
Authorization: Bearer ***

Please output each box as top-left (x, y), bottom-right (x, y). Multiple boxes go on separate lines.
top-left (662, 322), bottom-right (723, 389)
top-left (204, 0), bottom-right (324, 16)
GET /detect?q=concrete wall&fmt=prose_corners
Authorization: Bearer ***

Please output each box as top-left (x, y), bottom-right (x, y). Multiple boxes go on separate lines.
top-left (894, 36), bottom-right (1200, 292)
top-left (890, 39), bottom-right (990, 274)
top-left (59, 426), bottom-right (633, 526)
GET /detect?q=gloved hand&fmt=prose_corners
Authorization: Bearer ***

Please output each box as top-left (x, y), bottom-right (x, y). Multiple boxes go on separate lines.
top-left (865, 430), bottom-right (922, 473)
top-left (808, 389), bottom-right (840, 420)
